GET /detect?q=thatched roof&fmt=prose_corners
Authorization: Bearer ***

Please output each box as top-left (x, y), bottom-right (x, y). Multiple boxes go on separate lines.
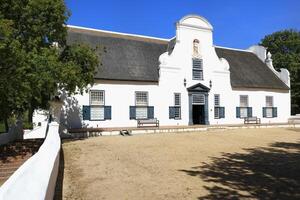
top-left (67, 26), bottom-right (289, 90)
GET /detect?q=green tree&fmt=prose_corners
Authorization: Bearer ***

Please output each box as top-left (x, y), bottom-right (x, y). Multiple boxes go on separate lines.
top-left (260, 29), bottom-right (300, 115)
top-left (0, 0), bottom-right (99, 131)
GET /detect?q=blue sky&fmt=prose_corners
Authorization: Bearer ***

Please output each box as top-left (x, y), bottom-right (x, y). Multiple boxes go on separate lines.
top-left (66, 0), bottom-right (300, 49)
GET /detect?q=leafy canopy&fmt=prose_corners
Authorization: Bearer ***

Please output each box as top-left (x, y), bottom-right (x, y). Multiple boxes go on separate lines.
top-left (0, 0), bottom-right (99, 128)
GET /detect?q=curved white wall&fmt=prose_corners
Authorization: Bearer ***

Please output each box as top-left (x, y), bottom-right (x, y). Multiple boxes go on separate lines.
top-left (0, 122), bottom-right (61, 200)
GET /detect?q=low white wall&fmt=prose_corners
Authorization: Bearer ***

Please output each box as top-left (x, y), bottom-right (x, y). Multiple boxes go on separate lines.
top-left (24, 121), bottom-right (48, 139)
top-left (0, 121), bottom-right (23, 145)
top-left (0, 122), bottom-right (61, 200)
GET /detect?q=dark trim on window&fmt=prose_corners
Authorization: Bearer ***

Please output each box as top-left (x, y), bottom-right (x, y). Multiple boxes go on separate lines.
top-left (263, 107), bottom-right (277, 118)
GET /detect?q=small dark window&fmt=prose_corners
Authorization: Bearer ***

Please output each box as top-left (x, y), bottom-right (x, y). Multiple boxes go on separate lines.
top-left (192, 58), bottom-right (203, 80)
top-left (169, 93), bottom-right (181, 119)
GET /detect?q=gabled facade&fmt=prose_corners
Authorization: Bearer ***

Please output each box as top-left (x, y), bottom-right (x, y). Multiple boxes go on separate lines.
top-left (61, 15), bottom-right (290, 129)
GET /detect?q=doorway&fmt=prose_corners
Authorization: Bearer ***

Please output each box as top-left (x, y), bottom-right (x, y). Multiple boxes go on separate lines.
top-left (192, 105), bottom-right (205, 125)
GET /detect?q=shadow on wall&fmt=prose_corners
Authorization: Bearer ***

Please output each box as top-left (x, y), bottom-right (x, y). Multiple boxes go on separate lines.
top-left (54, 148), bottom-right (64, 200)
top-left (179, 134), bottom-right (300, 199)
top-left (59, 92), bottom-right (87, 133)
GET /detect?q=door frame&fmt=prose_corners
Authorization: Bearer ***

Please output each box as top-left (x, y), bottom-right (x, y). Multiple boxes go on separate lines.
top-left (187, 83), bottom-right (210, 125)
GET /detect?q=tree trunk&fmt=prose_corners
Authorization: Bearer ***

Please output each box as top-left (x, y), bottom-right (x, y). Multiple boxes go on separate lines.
top-left (28, 106), bottom-right (33, 123)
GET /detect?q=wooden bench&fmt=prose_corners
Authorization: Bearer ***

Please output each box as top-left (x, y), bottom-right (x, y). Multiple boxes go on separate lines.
top-left (244, 116), bottom-right (261, 124)
top-left (137, 118), bottom-right (159, 128)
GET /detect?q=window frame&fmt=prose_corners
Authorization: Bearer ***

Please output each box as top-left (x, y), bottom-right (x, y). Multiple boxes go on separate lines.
top-left (265, 96), bottom-right (274, 118)
top-left (174, 93), bottom-right (181, 119)
top-left (214, 94), bottom-right (220, 119)
top-left (266, 96), bottom-right (273, 107)
top-left (135, 91), bottom-right (149, 107)
top-left (192, 58), bottom-right (204, 80)
top-left (240, 95), bottom-right (249, 107)
top-left (89, 90), bottom-right (105, 121)
top-left (135, 91), bottom-right (149, 119)
top-left (90, 90), bottom-right (105, 106)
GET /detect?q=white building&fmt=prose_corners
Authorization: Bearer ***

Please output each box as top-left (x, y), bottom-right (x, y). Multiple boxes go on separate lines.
top-left (61, 15), bottom-right (290, 129)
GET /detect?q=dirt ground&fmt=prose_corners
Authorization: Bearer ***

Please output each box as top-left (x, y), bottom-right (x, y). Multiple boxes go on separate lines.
top-left (56, 128), bottom-right (300, 200)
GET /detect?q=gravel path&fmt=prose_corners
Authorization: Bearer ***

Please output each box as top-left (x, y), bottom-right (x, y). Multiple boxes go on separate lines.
top-left (57, 128), bottom-right (300, 200)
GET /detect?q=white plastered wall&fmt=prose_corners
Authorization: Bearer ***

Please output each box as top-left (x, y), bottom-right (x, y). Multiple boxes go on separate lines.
top-left (61, 15), bottom-right (290, 128)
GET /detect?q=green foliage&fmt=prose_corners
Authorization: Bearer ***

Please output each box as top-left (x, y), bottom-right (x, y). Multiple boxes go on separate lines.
top-left (0, 122), bottom-right (5, 133)
top-left (260, 30), bottom-right (300, 115)
top-left (23, 121), bottom-right (34, 130)
top-left (0, 0), bottom-right (99, 129)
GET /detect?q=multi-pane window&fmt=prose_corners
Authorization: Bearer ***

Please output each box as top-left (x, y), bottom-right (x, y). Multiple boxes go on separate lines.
top-left (90, 90), bottom-right (104, 105)
top-left (192, 58), bottom-right (203, 80)
top-left (174, 93), bottom-right (181, 119)
top-left (136, 92), bottom-right (148, 106)
top-left (214, 94), bottom-right (220, 119)
top-left (266, 96), bottom-right (274, 118)
top-left (135, 91), bottom-right (148, 119)
top-left (266, 96), bottom-right (273, 107)
top-left (214, 94), bottom-right (225, 119)
top-left (90, 106), bottom-right (104, 120)
top-left (90, 90), bottom-right (105, 120)
top-left (240, 95), bottom-right (248, 118)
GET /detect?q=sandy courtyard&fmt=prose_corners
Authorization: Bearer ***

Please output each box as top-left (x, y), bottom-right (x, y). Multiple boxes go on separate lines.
top-left (56, 128), bottom-right (300, 200)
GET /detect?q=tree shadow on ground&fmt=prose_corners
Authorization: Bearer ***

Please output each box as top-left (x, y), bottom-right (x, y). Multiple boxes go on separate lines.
top-left (180, 140), bottom-right (300, 200)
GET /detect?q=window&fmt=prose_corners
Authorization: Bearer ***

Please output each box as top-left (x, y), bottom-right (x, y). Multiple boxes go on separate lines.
top-left (214, 94), bottom-right (220, 119)
top-left (192, 58), bottom-right (203, 80)
top-left (239, 95), bottom-right (249, 118)
top-left (263, 96), bottom-right (276, 118)
top-left (136, 91), bottom-right (148, 106)
top-left (214, 94), bottom-right (220, 106)
top-left (266, 96), bottom-right (273, 118)
top-left (135, 91), bottom-right (148, 119)
top-left (90, 106), bottom-right (104, 120)
top-left (192, 94), bottom-right (205, 105)
top-left (90, 90), bottom-right (104, 105)
top-left (214, 94), bottom-right (225, 119)
top-left (240, 95), bottom-right (248, 107)
top-left (90, 90), bottom-right (105, 120)
top-left (174, 93), bottom-right (181, 119)
top-left (82, 90), bottom-right (111, 121)
top-left (266, 96), bottom-right (273, 107)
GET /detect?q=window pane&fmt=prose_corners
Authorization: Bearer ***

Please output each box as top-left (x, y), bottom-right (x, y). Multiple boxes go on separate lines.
top-left (90, 106), bottom-right (104, 120)
top-left (193, 59), bottom-right (203, 69)
top-left (174, 107), bottom-right (181, 118)
top-left (266, 96), bottom-right (273, 107)
top-left (90, 91), bottom-right (104, 105)
top-left (193, 69), bottom-right (203, 80)
top-left (136, 107), bottom-right (147, 119)
top-left (266, 107), bottom-right (273, 117)
top-left (136, 92), bottom-right (148, 106)
top-left (214, 94), bottom-right (220, 106)
top-left (192, 94), bottom-right (205, 105)
top-left (240, 95), bottom-right (248, 107)
top-left (240, 107), bottom-right (248, 118)
top-left (214, 107), bottom-right (220, 119)
top-left (174, 93), bottom-right (181, 106)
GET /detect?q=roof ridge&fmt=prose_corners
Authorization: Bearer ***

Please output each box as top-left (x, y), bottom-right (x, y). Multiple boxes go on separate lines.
top-left (214, 45), bottom-right (252, 53)
top-left (67, 25), bottom-right (171, 44)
